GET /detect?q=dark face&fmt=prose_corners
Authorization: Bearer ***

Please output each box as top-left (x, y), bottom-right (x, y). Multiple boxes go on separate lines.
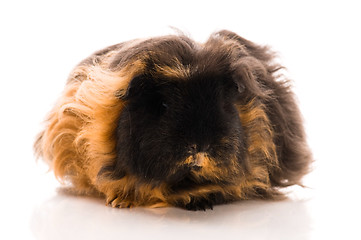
top-left (114, 70), bottom-right (246, 187)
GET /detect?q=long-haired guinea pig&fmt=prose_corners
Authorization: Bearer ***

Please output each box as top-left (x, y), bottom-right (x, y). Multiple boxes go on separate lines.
top-left (34, 30), bottom-right (312, 211)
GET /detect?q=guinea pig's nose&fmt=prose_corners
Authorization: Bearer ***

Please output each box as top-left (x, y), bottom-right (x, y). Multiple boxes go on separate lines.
top-left (188, 144), bottom-right (198, 154)
top-left (191, 152), bottom-right (206, 171)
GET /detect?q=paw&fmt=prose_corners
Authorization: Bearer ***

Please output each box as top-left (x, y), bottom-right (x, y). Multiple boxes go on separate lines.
top-left (106, 195), bottom-right (134, 208)
top-left (184, 197), bottom-right (214, 211)
top-left (177, 192), bottom-right (228, 211)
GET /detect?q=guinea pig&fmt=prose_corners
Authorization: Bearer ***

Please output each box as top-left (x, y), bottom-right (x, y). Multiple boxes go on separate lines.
top-left (34, 30), bottom-right (312, 211)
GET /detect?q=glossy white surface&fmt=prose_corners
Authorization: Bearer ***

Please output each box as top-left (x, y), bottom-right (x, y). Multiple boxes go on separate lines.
top-left (4, 170), bottom-right (360, 240)
top-left (31, 191), bottom-right (312, 240)
top-left (1, 0), bottom-right (360, 239)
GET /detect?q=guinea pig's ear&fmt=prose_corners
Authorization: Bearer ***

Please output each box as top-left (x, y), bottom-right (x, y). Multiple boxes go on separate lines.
top-left (215, 30), bottom-right (276, 99)
top-left (116, 75), bottom-right (148, 100)
top-left (235, 78), bottom-right (246, 94)
top-left (226, 74), bottom-right (246, 96)
top-left (231, 57), bottom-right (274, 99)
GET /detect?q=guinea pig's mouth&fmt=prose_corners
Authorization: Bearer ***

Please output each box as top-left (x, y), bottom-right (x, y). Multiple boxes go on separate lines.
top-left (166, 153), bottom-right (226, 192)
top-left (168, 173), bottom-right (214, 192)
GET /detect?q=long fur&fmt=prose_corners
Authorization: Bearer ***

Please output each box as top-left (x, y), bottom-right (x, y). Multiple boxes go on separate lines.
top-left (35, 30), bottom-right (312, 210)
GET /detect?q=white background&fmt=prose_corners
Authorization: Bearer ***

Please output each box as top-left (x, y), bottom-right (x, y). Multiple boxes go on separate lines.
top-left (1, 0), bottom-right (360, 239)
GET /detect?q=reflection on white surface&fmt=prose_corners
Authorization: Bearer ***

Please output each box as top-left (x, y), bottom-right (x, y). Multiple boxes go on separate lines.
top-left (31, 192), bottom-right (311, 240)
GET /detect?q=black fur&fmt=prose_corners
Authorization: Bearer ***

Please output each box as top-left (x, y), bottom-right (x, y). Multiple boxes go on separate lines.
top-left (114, 70), bottom-right (246, 184)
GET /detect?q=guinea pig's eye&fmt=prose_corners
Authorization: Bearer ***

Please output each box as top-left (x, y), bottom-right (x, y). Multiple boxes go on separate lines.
top-left (161, 102), bottom-right (169, 109)
top-left (154, 101), bottom-right (168, 116)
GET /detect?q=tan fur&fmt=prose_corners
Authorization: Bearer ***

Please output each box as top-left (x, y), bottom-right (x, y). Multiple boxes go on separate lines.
top-left (35, 57), bottom-right (146, 194)
top-left (238, 98), bottom-right (279, 187)
top-left (153, 59), bottom-right (190, 79)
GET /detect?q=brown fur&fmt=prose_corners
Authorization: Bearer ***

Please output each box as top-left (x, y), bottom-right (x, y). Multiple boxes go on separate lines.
top-left (35, 30), bottom-right (312, 209)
